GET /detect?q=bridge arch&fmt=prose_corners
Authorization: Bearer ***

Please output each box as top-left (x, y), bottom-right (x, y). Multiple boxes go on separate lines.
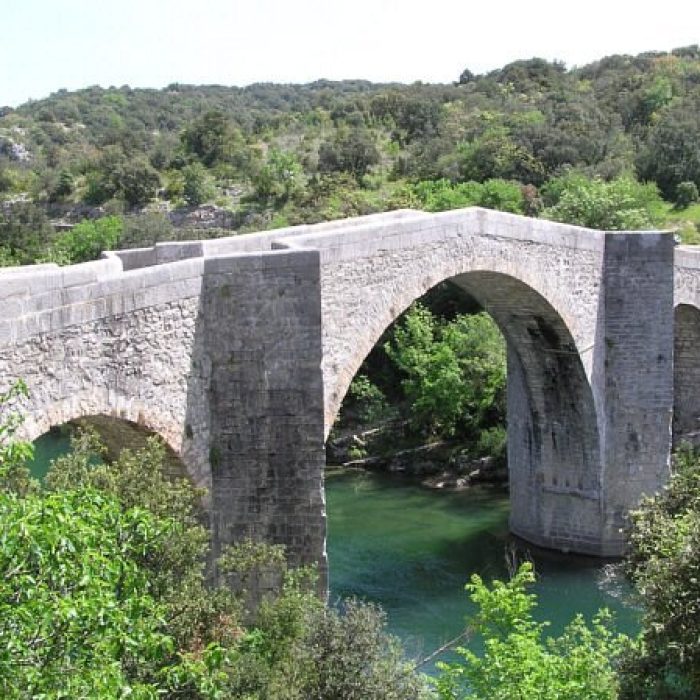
top-left (324, 268), bottom-right (601, 554)
top-left (18, 388), bottom-right (203, 490)
top-left (673, 303), bottom-right (700, 445)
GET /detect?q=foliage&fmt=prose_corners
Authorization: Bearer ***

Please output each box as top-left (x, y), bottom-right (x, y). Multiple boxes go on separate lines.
top-left (385, 305), bottom-right (505, 438)
top-left (318, 126), bottom-right (381, 178)
top-left (182, 161), bottom-right (216, 206)
top-left (347, 374), bottom-right (389, 424)
top-left (637, 96), bottom-right (700, 199)
top-left (0, 488), bottom-right (228, 699)
top-left (408, 178), bottom-right (524, 214)
top-left (181, 109), bottom-right (244, 168)
top-left (675, 181), bottom-right (699, 210)
top-left (84, 147), bottom-right (160, 207)
top-left (274, 600), bottom-right (432, 700)
top-left (620, 445), bottom-right (700, 698)
top-left (46, 215), bottom-right (123, 264)
top-left (0, 201), bottom-right (55, 264)
top-left (252, 149), bottom-right (304, 204)
top-left (4, 47), bottom-right (700, 265)
top-left (0, 379), bottom-right (34, 492)
top-left (119, 211), bottom-right (175, 249)
top-left (0, 391), bottom-right (231, 698)
top-left (1, 386), bottom-right (430, 698)
top-left (434, 562), bottom-right (625, 700)
top-left (541, 174), bottom-right (664, 229)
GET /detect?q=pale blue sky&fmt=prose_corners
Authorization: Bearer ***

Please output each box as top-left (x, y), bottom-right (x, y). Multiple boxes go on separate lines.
top-left (2, 0), bottom-right (699, 107)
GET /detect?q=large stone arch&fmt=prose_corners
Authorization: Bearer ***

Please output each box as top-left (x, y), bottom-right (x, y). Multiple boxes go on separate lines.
top-left (318, 211), bottom-right (601, 436)
top-left (323, 266), bottom-right (602, 554)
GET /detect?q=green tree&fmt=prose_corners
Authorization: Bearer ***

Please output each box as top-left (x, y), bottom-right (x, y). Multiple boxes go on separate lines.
top-left (0, 389), bottom-right (230, 699)
top-left (434, 563), bottom-right (624, 700)
top-left (181, 110), bottom-right (244, 167)
top-left (252, 149), bottom-right (304, 204)
top-left (182, 161), bottom-right (216, 206)
top-left (0, 201), bottom-right (55, 264)
top-left (0, 488), bottom-right (229, 699)
top-left (117, 157), bottom-right (161, 207)
top-left (84, 147), bottom-right (160, 207)
top-left (318, 126), bottom-right (380, 178)
top-left (637, 96), bottom-right (700, 199)
top-left (541, 174), bottom-right (663, 230)
top-left (47, 215), bottom-right (123, 264)
top-left (620, 445), bottom-right (700, 698)
top-left (385, 305), bottom-right (505, 439)
top-left (674, 181), bottom-right (699, 210)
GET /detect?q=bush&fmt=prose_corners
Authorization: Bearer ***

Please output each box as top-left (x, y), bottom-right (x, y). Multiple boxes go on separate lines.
top-left (675, 181), bottom-right (699, 210)
top-left (620, 445), bottom-right (700, 698)
top-left (434, 563), bottom-right (625, 700)
top-left (46, 215), bottom-right (123, 264)
top-left (541, 174), bottom-right (663, 230)
top-left (385, 305), bottom-right (505, 438)
top-left (347, 374), bottom-right (389, 424)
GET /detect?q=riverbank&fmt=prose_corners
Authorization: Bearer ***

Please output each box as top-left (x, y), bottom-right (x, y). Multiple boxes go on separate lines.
top-left (326, 422), bottom-right (507, 489)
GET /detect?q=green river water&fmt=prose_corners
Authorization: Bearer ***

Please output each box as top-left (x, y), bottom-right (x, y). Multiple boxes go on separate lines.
top-left (31, 432), bottom-right (638, 666)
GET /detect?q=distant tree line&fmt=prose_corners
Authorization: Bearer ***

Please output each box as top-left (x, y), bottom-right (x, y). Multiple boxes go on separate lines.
top-left (2, 46), bottom-right (700, 267)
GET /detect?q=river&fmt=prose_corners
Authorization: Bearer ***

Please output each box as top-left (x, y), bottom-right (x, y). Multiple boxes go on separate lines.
top-left (325, 468), bottom-right (638, 666)
top-left (30, 432), bottom-right (638, 667)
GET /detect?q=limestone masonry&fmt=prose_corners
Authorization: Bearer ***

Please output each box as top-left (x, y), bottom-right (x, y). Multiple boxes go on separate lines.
top-left (2, 208), bottom-right (697, 582)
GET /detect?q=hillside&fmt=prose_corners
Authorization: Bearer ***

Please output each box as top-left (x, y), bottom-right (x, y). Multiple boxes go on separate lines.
top-left (2, 45), bottom-right (700, 264)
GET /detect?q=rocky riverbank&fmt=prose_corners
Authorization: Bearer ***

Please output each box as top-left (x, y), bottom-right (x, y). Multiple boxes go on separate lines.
top-left (326, 423), bottom-right (507, 490)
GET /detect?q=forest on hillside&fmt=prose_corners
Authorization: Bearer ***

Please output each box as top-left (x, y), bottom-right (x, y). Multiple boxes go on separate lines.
top-left (2, 46), bottom-right (700, 266)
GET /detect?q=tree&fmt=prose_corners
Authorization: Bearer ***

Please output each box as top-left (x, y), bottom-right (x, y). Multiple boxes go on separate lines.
top-left (47, 215), bottom-right (123, 264)
top-left (675, 181), bottom-right (699, 210)
top-left (0, 201), bottom-right (55, 264)
top-left (541, 174), bottom-right (664, 230)
top-left (385, 305), bottom-right (505, 439)
top-left (182, 161), bottom-right (216, 206)
top-left (252, 149), bottom-right (304, 204)
top-left (620, 445), bottom-right (700, 698)
top-left (181, 110), bottom-right (243, 167)
top-left (1, 387), bottom-right (430, 699)
top-left (117, 157), bottom-right (161, 207)
top-left (0, 488), bottom-right (230, 698)
top-left (434, 563), bottom-right (624, 700)
top-left (637, 96), bottom-right (700, 199)
top-left (318, 126), bottom-right (380, 178)
top-left (84, 147), bottom-right (160, 207)
top-left (0, 389), bottom-right (230, 698)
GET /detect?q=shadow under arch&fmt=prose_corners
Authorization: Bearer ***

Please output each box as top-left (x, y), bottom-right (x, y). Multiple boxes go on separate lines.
top-left (673, 303), bottom-right (700, 446)
top-left (325, 269), bottom-right (602, 554)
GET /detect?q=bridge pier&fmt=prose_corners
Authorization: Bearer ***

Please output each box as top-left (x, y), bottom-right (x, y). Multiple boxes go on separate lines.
top-left (198, 250), bottom-right (327, 582)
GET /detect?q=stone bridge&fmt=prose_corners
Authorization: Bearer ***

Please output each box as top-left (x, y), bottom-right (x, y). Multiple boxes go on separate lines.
top-left (1, 208), bottom-right (697, 578)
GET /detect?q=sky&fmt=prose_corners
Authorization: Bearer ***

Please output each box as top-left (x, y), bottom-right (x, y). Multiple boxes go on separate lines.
top-left (2, 0), bottom-right (700, 107)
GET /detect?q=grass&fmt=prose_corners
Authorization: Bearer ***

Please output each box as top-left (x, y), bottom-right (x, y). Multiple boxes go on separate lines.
top-left (662, 202), bottom-right (700, 244)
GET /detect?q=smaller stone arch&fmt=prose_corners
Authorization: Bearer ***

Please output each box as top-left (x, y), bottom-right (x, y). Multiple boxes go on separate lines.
top-left (17, 387), bottom-right (204, 488)
top-left (673, 303), bottom-right (700, 446)
top-left (19, 388), bottom-right (178, 450)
